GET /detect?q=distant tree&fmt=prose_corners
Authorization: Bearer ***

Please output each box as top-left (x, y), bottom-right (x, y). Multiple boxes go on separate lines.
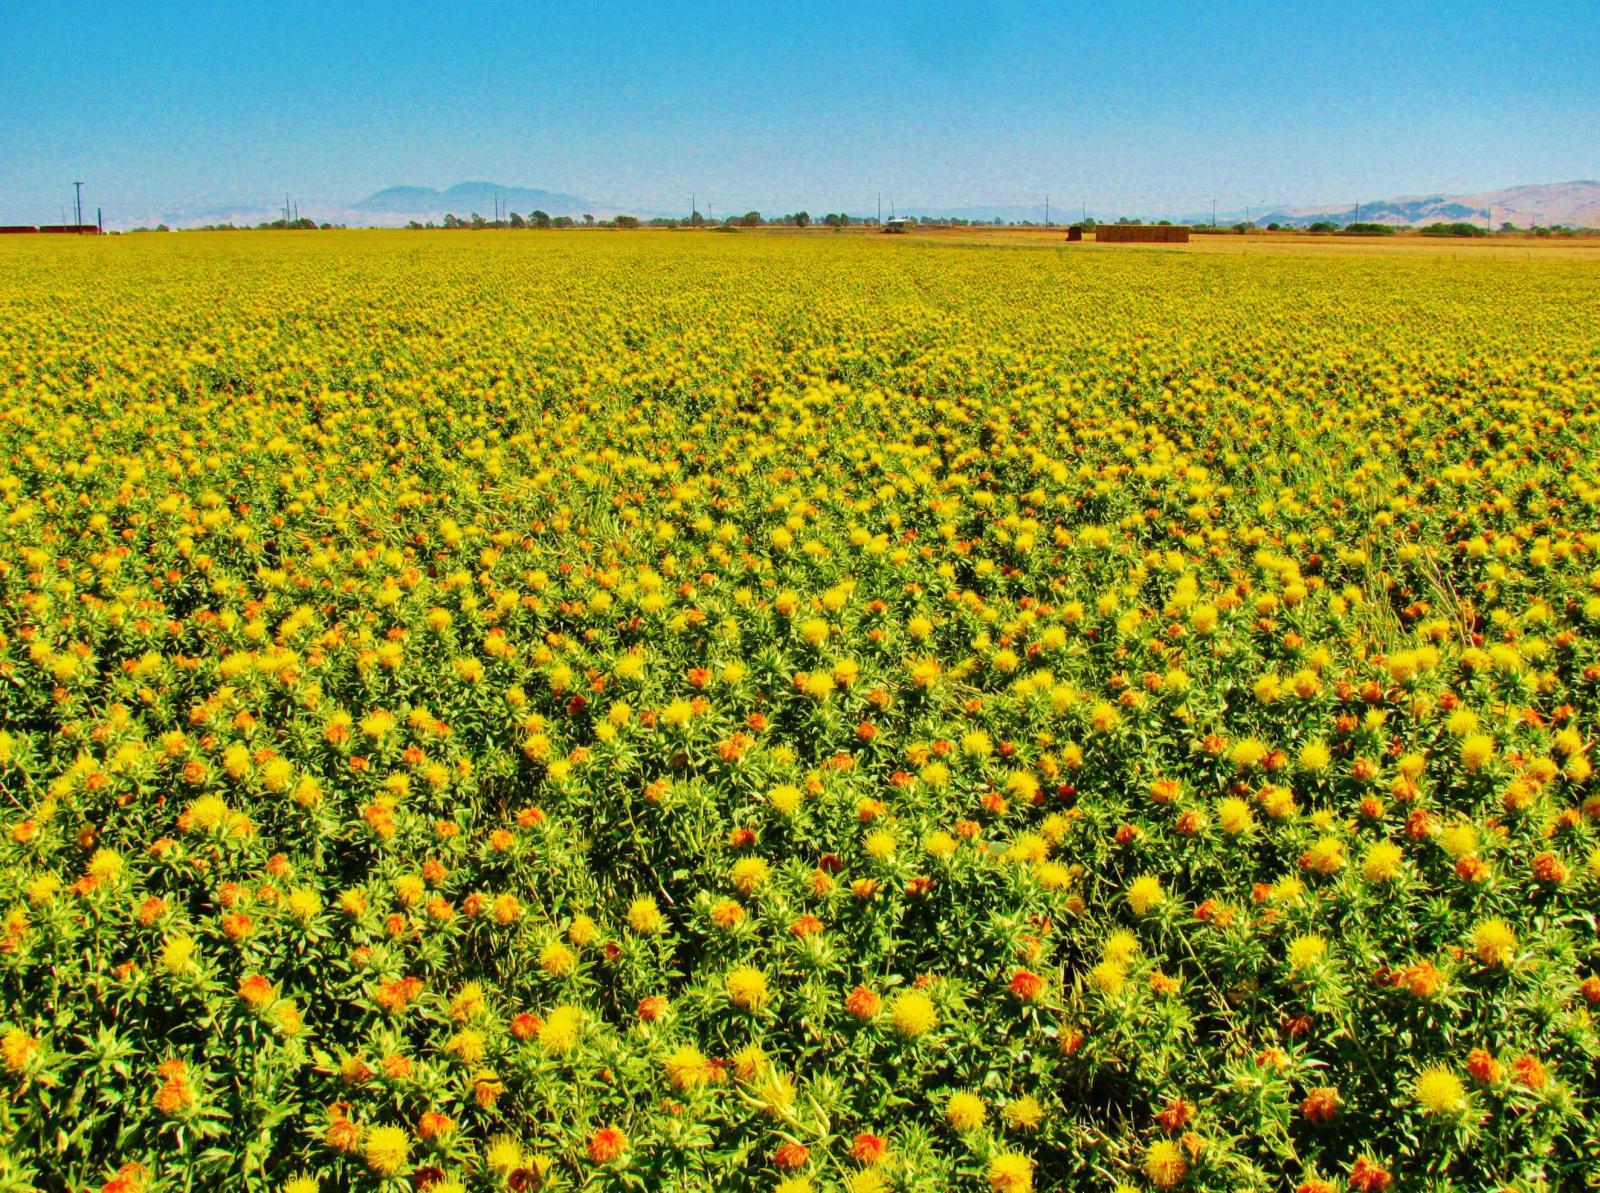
top-left (508, 212), bottom-right (526, 229)
top-left (822, 213), bottom-right (849, 229)
top-left (1340, 223), bottom-right (1395, 236)
top-left (470, 213), bottom-right (486, 230)
top-left (406, 220), bottom-right (424, 230)
top-left (1307, 221), bottom-right (1338, 233)
top-left (1419, 222), bottom-right (1487, 238)
top-left (583, 214), bottom-right (595, 226)
top-left (791, 211), bottom-right (810, 228)
top-left (1265, 222), bottom-right (1281, 231)
top-left (552, 216), bottom-right (575, 228)
top-left (1500, 221), bottom-right (1518, 232)
top-left (530, 210), bottom-right (552, 229)
top-left (614, 215), bottom-right (640, 229)
top-left (689, 210), bottom-right (705, 227)
top-left (443, 213), bottom-right (464, 229)
top-left (740, 211), bottom-right (762, 228)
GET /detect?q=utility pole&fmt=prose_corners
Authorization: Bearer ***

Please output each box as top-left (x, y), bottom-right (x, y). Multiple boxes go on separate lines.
top-left (1211, 198), bottom-right (1217, 228)
top-left (876, 194), bottom-right (881, 223)
top-left (96, 206), bottom-right (103, 234)
top-left (73, 181), bottom-right (84, 232)
top-left (1045, 193), bottom-right (1050, 227)
top-left (1355, 202), bottom-right (1361, 224)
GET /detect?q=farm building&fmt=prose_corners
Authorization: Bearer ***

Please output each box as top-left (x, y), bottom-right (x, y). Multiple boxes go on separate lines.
top-left (1, 225), bottom-right (101, 234)
top-left (1065, 225), bottom-right (1084, 241)
top-left (1095, 224), bottom-right (1190, 243)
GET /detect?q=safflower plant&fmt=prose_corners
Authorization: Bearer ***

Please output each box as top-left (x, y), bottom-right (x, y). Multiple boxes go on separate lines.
top-left (0, 231), bottom-right (1597, 1191)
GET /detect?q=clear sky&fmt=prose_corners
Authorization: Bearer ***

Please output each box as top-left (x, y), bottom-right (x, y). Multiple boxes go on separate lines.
top-left (3, 1), bottom-right (1596, 224)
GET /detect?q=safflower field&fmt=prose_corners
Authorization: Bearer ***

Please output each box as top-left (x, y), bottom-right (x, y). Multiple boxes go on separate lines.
top-left (1, 230), bottom-right (1598, 1193)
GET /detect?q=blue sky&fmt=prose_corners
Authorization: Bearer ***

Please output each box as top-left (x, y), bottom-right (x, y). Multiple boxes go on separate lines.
top-left (2, 1), bottom-right (1596, 224)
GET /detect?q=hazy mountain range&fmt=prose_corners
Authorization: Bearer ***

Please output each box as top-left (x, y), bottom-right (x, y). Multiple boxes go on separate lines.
top-left (1247, 180), bottom-right (1600, 228)
top-left (25, 179), bottom-right (1598, 231)
top-left (352, 182), bottom-right (590, 220)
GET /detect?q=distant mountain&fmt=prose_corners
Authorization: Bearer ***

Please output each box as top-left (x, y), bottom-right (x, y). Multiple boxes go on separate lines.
top-left (1252, 180), bottom-right (1600, 228)
top-left (353, 182), bottom-right (591, 221)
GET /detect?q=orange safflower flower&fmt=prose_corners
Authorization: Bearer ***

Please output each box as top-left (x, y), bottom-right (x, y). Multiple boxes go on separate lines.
top-left (1008, 969), bottom-right (1045, 1002)
top-left (587, 1126), bottom-right (627, 1164)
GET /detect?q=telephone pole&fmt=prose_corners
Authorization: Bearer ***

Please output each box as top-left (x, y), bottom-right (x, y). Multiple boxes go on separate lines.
top-left (1045, 193), bottom-right (1050, 227)
top-left (73, 181), bottom-right (84, 231)
top-left (1211, 198), bottom-right (1217, 228)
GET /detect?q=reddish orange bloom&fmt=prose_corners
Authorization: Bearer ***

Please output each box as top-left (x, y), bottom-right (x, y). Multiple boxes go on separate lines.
top-left (323, 1101), bottom-right (359, 1152)
top-left (417, 1110), bottom-right (454, 1139)
top-left (1009, 970), bottom-right (1045, 1002)
top-left (1154, 1097), bottom-right (1193, 1132)
top-left (1511, 1055), bottom-right (1548, 1090)
top-left (1467, 1048), bottom-right (1503, 1083)
top-left (587, 1126), bottom-right (627, 1164)
top-left (1300, 1086), bottom-right (1340, 1125)
top-left (851, 1132), bottom-right (888, 1164)
top-left (1531, 852), bottom-right (1568, 885)
top-left (375, 976), bottom-right (424, 1015)
top-left (772, 1142), bottom-right (810, 1170)
top-left (1348, 1157), bottom-right (1393, 1192)
top-left (844, 986), bottom-right (882, 1019)
top-left (221, 912), bottom-right (254, 941)
top-left (237, 974), bottom-right (275, 1009)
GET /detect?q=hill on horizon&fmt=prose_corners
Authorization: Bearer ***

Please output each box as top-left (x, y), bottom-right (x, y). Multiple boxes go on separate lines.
top-left (1255, 180), bottom-right (1600, 228)
top-left (353, 182), bottom-right (592, 222)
